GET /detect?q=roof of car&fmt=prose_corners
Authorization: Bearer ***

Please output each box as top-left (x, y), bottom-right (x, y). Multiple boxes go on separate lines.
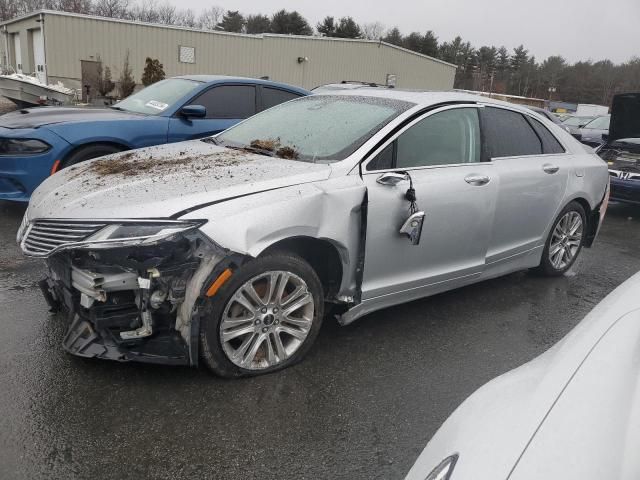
top-left (173, 75), bottom-right (310, 94)
top-left (313, 87), bottom-right (517, 109)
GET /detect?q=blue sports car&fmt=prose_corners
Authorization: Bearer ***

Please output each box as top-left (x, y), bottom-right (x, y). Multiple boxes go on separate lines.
top-left (0, 75), bottom-right (309, 201)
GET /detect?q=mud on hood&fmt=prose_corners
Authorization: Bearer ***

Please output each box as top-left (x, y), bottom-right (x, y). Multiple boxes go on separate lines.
top-left (608, 92), bottom-right (640, 142)
top-left (28, 140), bottom-right (332, 219)
top-left (0, 106), bottom-right (144, 129)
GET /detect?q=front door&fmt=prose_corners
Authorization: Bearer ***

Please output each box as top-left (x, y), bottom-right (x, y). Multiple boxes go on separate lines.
top-left (168, 84), bottom-right (257, 142)
top-left (361, 105), bottom-right (497, 301)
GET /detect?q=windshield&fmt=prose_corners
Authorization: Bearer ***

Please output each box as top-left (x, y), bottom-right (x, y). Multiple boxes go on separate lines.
top-left (562, 116), bottom-right (594, 127)
top-left (215, 95), bottom-right (414, 162)
top-left (114, 78), bottom-right (200, 115)
top-left (584, 115), bottom-right (611, 130)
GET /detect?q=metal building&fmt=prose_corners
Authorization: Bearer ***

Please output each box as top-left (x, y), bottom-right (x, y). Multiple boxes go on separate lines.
top-left (0, 10), bottom-right (456, 95)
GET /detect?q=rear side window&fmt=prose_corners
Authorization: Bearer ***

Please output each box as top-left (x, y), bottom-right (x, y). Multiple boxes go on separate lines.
top-left (261, 87), bottom-right (302, 110)
top-left (191, 85), bottom-right (256, 119)
top-left (526, 117), bottom-right (565, 154)
top-left (481, 107), bottom-right (542, 158)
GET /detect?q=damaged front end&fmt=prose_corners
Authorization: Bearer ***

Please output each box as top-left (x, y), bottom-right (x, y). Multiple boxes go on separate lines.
top-left (21, 218), bottom-right (239, 366)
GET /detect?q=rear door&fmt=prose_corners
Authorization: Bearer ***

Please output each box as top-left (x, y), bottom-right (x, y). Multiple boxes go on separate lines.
top-left (167, 84), bottom-right (257, 142)
top-left (482, 106), bottom-right (570, 264)
top-left (361, 105), bottom-right (497, 300)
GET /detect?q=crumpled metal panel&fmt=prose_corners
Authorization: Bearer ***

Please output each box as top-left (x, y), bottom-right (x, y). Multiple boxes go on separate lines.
top-left (181, 175), bottom-right (367, 298)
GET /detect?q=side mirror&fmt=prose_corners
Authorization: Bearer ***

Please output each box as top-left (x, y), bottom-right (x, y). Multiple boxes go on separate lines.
top-left (180, 105), bottom-right (206, 118)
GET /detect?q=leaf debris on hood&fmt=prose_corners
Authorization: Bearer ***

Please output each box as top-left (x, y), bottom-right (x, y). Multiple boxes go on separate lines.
top-left (85, 150), bottom-right (246, 178)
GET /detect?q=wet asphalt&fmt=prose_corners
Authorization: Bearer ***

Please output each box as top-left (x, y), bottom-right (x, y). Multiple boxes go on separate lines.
top-left (1, 200), bottom-right (639, 480)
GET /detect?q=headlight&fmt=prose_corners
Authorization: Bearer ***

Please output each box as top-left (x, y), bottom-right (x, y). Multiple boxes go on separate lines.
top-left (84, 220), bottom-right (206, 248)
top-left (0, 138), bottom-right (51, 155)
top-left (423, 454), bottom-right (458, 480)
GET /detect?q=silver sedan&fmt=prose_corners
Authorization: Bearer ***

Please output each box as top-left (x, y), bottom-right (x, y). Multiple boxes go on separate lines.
top-left (19, 89), bottom-right (610, 377)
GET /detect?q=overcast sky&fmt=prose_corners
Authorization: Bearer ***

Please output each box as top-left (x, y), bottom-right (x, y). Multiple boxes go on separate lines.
top-left (174, 0), bottom-right (639, 63)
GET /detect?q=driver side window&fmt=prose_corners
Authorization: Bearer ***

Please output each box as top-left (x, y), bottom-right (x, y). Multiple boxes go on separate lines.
top-left (397, 108), bottom-right (481, 168)
top-left (366, 107), bottom-right (481, 171)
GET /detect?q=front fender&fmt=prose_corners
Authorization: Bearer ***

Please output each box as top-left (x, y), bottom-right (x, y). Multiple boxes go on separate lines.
top-left (47, 117), bottom-right (170, 148)
top-left (182, 176), bottom-right (367, 297)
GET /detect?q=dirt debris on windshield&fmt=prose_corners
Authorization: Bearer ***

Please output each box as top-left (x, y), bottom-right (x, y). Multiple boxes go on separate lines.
top-left (249, 138), bottom-right (299, 159)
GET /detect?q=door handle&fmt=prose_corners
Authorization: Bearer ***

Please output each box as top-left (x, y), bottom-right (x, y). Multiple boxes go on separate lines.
top-left (376, 171), bottom-right (409, 186)
top-left (543, 164), bottom-right (560, 174)
top-left (464, 174), bottom-right (490, 186)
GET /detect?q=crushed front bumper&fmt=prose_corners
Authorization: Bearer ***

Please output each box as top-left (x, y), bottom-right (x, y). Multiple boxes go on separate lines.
top-left (40, 232), bottom-right (238, 366)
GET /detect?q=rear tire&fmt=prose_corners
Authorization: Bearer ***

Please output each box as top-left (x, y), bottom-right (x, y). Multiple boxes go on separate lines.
top-left (535, 201), bottom-right (587, 276)
top-left (61, 144), bottom-right (124, 169)
top-left (199, 253), bottom-right (324, 378)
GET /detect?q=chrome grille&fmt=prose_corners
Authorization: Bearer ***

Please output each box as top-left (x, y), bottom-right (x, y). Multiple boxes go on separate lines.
top-left (22, 220), bottom-right (107, 256)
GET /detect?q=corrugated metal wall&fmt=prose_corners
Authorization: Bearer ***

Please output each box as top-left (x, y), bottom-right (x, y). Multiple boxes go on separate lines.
top-left (5, 12), bottom-right (455, 91)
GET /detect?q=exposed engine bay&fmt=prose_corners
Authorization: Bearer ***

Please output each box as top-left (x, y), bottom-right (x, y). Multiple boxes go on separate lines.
top-left (40, 232), bottom-right (239, 365)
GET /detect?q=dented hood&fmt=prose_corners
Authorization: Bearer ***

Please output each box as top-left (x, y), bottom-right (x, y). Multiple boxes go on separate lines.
top-left (28, 140), bottom-right (332, 220)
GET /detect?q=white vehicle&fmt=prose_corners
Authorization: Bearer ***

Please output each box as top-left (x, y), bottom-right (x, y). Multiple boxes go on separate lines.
top-left (405, 271), bottom-right (640, 480)
top-left (575, 104), bottom-right (609, 117)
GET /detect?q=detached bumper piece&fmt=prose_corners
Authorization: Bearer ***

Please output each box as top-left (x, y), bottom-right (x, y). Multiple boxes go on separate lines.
top-left (42, 233), bottom-right (212, 366)
top-left (63, 314), bottom-right (189, 365)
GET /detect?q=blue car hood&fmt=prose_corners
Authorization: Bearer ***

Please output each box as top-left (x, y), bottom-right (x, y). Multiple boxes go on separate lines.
top-left (0, 107), bottom-right (145, 129)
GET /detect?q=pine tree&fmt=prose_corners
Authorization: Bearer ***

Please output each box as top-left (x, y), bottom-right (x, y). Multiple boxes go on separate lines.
top-left (218, 10), bottom-right (244, 33)
top-left (141, 57), bottom-right (165, 86)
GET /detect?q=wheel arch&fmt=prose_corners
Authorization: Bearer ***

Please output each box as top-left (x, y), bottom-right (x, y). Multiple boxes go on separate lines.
top-left (258, 236), bottom-right (345, 301)
top-left (61, 141), bottom-right (130, 167)
top-left (565, 195), bottom-right (601, 248)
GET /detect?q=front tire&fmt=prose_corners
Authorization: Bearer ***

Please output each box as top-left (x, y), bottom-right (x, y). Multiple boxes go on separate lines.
top-left (199, 253), bottom-right (324, 378)
top-left (61, 144), bottom-right (124, 169)
top-left (535, 201), bottom-right (587, 276)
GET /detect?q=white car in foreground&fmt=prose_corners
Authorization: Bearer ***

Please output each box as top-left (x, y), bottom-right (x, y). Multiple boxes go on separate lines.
top-left (405, 271), bottom-right (640, 480)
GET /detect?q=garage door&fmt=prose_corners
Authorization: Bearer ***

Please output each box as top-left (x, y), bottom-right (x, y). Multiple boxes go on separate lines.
top-left (31, 28), bottom-right (46, 83)
top-left (12, 33), bottom-right (22, 73)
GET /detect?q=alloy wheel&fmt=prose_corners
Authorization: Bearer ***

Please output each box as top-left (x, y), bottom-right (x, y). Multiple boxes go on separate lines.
top-left (219, 270), bottom-right (315, 370)
top-left (549, 211), bottom-right (583, 270)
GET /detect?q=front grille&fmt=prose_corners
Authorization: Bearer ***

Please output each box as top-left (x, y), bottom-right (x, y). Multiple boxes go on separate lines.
top-left (22, 220), bottom-right (107, 256)
top-left (609, 169), bottom-right (640, 181)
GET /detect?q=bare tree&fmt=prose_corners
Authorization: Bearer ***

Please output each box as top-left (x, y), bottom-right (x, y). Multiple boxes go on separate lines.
top-left (360, 22), bottom-right (385, 40)
top-left (0, 0), bottom-right (20, 21)
top-left (93, 0), bottom-right (129, 18)
top-left (198, 5), bottom-right (223, 30)
top-left (175, 8), bottom-right (196, 27)
top-left (129, 0), bottom-right (159, 23)
top-left (58, 0), bottom-right (93, 14)
top-left (156, 1), bottom-right (175, 24)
